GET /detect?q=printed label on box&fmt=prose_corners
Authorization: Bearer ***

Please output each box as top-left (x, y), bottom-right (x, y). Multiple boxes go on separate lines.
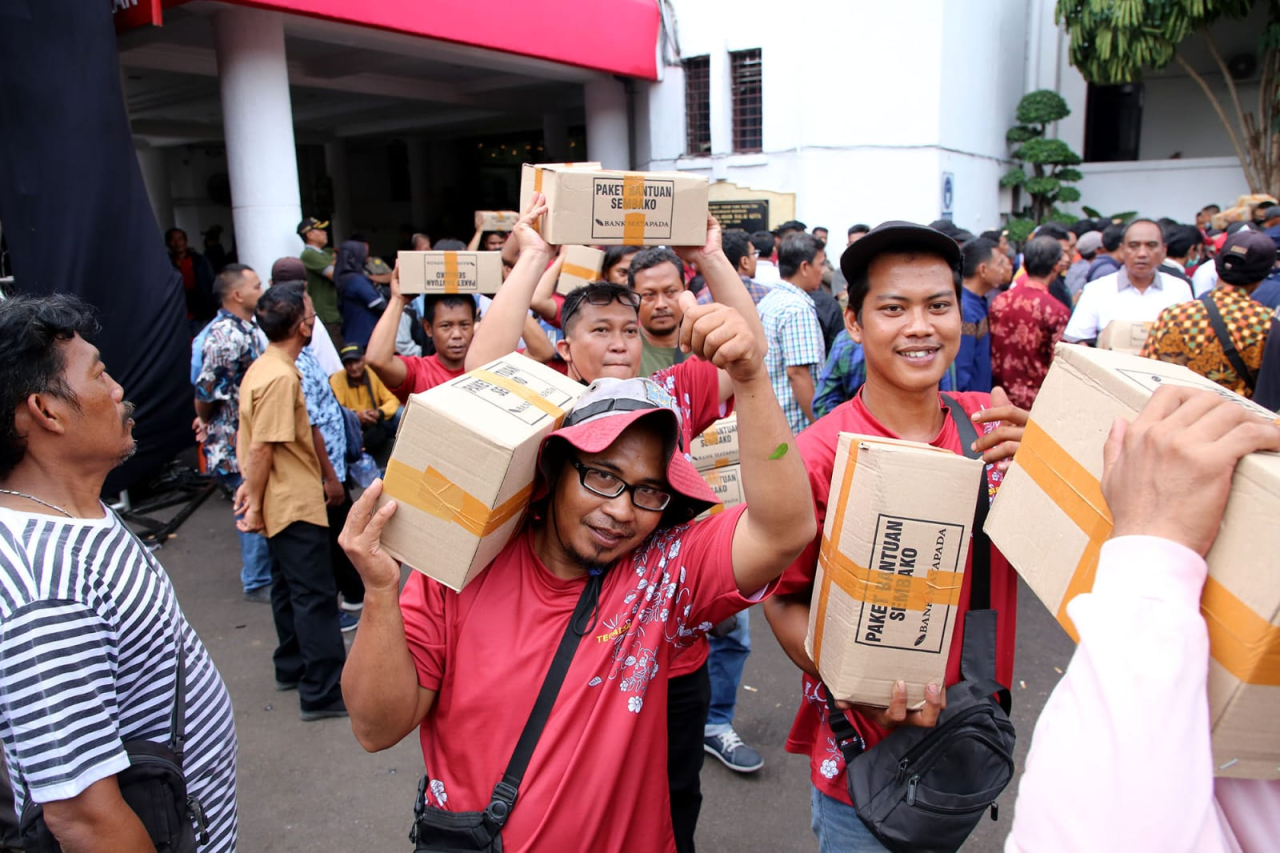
top-left (452, 362), bottom-right (577, 427)
top-left (853, 514), bottom-right (966, 654)
top-left (1115, 368), bottom-right (1276, 419)
top-left (591, 177), bottom-right (675, 241)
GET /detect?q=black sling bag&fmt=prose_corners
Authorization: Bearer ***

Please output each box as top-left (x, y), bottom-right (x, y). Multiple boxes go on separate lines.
top-left (19, 633), bottom-right (209, 852)
top-left (410, 570), bottom-right (604, 852)
top-left (822, 395), bottom-right (1016, 853)
top-left (1199, 292), bottom-right (1257, 393)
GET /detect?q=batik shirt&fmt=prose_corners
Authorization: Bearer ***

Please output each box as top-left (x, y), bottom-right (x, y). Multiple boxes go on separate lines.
top-left (296, 348), bottom-right (348, 483)
top-left (194, 309), bottom-right (264, 476)
top-left (989, 280), bottom-right (1070, 409)
top-left (1141, 287), bottom-right (1276, 399)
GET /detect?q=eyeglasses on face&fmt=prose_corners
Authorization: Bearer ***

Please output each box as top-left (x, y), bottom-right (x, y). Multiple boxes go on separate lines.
top-left (570, 458), bottom-right (671, 512)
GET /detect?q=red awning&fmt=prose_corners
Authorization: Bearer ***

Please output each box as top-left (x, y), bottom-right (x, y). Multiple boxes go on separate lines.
top-left (219, 0), bottom-right (660, 80)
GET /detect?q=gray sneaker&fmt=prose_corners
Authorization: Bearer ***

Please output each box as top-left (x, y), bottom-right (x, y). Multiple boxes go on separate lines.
top-left (243, 586), bottom-right (271, 604)
top-left (703, 728), bottom-right (764, 773)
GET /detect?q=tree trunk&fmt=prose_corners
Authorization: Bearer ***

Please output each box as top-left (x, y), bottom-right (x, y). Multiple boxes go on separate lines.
top-left (1175, 53), bottom-right (1260, 193)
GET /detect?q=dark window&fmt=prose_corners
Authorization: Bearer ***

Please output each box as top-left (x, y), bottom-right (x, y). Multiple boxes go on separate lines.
top-left (730, 49), bottom-right (763, 152)
top-left (1084, 82), bottom-right (1144, 162)
top-left (684, 56), bottom-right (711, 156)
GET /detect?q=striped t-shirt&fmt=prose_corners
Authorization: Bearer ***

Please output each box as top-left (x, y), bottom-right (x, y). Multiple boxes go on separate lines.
top-left (0, 505), bottom-right (238, 850)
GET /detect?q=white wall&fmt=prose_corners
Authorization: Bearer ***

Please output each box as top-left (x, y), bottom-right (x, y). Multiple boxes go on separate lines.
top-left (1073, 157), bottom-right (1251, 222)
top-left (644, 0), bottom-right (1029, 236)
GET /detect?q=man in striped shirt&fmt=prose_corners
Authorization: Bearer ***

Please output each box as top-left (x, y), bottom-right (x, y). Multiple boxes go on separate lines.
top-left (0, 295), bottom-right (238, 851)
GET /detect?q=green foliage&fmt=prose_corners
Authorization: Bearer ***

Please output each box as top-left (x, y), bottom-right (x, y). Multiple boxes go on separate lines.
top-left (1016, 89), bottom-right (1072, 124)
top-left (1057, 186), bottom-right (1083, 203)
top-left (1049, 210), bottom-right (1080, 226)
top-left (1006, 125), bottom-right (1041, 143)
top-left (1026, 176), bottom-right (1062, 195)
top-left (1007, 219), bottom-right (1037, 244)
top-left (1000, 168), bottom-right (1028, 188)
top-left (1056, 168), bottom-right (1085, 182)
top-left (1056, 0), bottom-right (1254, 84)
top-left (1019, 138), bottom-right (1083, 165)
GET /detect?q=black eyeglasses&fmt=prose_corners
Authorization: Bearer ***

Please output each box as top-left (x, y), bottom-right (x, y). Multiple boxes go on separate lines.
top-left (570, 458), bottom-right (671, 512)
top-left (561, 289), bottom-right (642, 330)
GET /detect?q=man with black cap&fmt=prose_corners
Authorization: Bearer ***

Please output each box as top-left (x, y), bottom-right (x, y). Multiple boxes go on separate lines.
top-left (329, 343), bottom-right (402, 457)
top-left (1142, 230), bottom-right (1279, 399)
top-left (298, 217), bottom-right (342, 345)
top-left (762, 221), bottom-right (1028, 852)
top-left (338, 293), bottom-right (817, 852)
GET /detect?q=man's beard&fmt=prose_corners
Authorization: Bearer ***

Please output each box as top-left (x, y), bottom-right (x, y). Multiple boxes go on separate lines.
top-left (116, 401), bottom-right (138, 468)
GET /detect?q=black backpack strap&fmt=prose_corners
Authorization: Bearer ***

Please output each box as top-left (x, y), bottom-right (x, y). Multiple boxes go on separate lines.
top-left (1200, 292), bottom-right (1256, 392)
top-left (824, 690), bottom-right (866, 765)
top-left (483, 569), bottom-right (603, 829)
top-left (170, 627), bottom-right (188, 762)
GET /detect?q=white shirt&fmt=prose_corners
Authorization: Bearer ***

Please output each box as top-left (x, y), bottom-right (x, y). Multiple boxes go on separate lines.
top-left (1193, 260), bottom-right (1219, 297)
top-left (754, 259), bottom-right (782, 286)
top-left (1064, 269), bottom-right (1193, 342)
top-left (306, 319), bottom-right (344, 375)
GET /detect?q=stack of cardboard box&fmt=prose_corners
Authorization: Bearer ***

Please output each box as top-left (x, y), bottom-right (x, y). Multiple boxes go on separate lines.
top-left (689, 416), bottom-right (741, 518)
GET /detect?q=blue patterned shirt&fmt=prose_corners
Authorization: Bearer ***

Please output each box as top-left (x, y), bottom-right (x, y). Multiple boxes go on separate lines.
top-left (697, 274), bottom-right (772, 306)
top-left (296, 349), bottom-right (347, 483)
top-left (193, 310), bottom-right (264, 476)
top-left (813, 332), bottom-right (959, 420)
top-left (757, 280), bottom-right (826, 434)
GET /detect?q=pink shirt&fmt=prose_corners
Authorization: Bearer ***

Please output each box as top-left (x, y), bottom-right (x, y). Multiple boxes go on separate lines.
top-left (1007, 536), bottom-right (1280, 852)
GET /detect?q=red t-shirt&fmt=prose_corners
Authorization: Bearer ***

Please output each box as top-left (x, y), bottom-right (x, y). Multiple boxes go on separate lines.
top-left (400, 506), bottom-right (763, 853)
top-left (389, 354), bottom-right (465, 403)
top-left (775, 390), bottom-right (1018, 805)
top-left (650, 358), bottom-right (730, 677)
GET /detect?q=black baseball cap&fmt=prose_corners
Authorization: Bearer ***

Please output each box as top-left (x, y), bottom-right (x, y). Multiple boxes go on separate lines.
top-left (1216, 230), bottom-right (1278, 285)
top-left (297, 216), bottom-right (329, 237)
top-left (839, 221), bottom-right (962, 286)
top-left (339, 344), bottom-right (366, 363)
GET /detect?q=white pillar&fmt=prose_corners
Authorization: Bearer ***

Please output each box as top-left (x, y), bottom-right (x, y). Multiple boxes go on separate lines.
top-left (325, 141), bottom-right (352, 243)
top-left (584, 77), bottom-right (630, 170)
top-left (406, 137), bottom-right (430, 230)
top-left (135, 144), bottom-right (174, 230)
top-left (213, 7), bottom-right (302, 280)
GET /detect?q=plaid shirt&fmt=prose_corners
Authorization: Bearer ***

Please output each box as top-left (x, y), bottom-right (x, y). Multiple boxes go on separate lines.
top-left (757, 280), bottom-right (826, 433)
top-left (697, 274), bottom-right (772, 306)
top-left (1141, 286), bottom-right (1276, 398)
top-left (814, 332), bottom-right (959, 420)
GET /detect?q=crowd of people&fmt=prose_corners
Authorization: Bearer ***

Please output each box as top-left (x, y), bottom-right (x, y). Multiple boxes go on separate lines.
top-left (1, 187), bottom-right (1279, 853)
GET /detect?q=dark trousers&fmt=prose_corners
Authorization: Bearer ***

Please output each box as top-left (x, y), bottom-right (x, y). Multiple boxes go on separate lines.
top-left (667, 662), bottom-right (711, 853)
top-left (267, 521), bottom-right (346, 710)
top-left (326, 496), bottom-right (364, 605)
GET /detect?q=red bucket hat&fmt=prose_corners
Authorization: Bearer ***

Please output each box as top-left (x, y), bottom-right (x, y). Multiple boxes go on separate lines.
top-left (537, 378), bottom-right (721, 525)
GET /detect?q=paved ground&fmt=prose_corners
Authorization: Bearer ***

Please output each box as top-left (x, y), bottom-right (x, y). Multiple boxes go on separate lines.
top-left (154, 486), bottom-right (1076, 852)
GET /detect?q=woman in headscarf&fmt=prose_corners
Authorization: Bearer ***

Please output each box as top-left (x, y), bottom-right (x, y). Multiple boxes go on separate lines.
top-left (335, 240), bottom-right (386, 347)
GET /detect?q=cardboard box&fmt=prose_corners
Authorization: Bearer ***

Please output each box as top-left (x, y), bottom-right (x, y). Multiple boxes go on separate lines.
top-left (689, 415), bottom-right (739, 471)
top-left (396, 251), bottom-right (505, 295)
top-left (519, 163), bottom-right (710, 246)
top-left (518, 161), bottom-right (602, 213)
top-left (695, 464), bottom-right (744, 520)
top-left (806, 434), bottom-right (984, 708)
top-left (475, 210), bottom-right (520, 232)
top-left (377, 353), bottom-right (584, 591)
top-left (556, 245), bottom-right (606, 295)
top-left (1097, 320), bottom-right (1152, 354)
top-left (985, 344), bottom-right (1280, 778)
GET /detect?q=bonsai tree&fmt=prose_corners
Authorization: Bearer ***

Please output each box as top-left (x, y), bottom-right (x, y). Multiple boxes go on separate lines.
top-left (1001, 89), bottom-right (1084, 243)
top-left (1057, 0), bottom-right (1280, 196)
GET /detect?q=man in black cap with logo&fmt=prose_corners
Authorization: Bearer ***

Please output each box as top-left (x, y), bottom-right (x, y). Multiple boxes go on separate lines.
top-left (1143, 229), bottom-right (1279, 400)
top-left (298, 217), bottom-right (342, 346)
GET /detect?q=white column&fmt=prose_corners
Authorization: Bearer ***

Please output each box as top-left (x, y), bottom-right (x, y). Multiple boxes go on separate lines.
top-left (325, 141), bottom-right (352, 242)
top-left (584, 76), bottom-right (630, 170)
top-left (213, 7), bottom-right (302, 279)
top-left (406, 137), bottom-right (430, 230)
top-left (135, 144), bottom-right (174, 230)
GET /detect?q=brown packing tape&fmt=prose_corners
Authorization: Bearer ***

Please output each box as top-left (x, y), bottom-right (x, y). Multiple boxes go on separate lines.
top-left (623, 173), bottom-right (647, 245)
top-left (1018, 419), bottom-right (1280, 686)
top-left (442, 252), bottom-right (461, 295)
top-left (701, 426), bottom-right (722, 445)
top-left (714, 458), bottom-right (730, 469)
top-left (470, 369), bottom-right (569, 424)
top-left (561, 262), bottom-right (599, 281)
top-left (812, 441), bottom-right (859, 671)
top-left (384, 460), bottom-right (532, 537)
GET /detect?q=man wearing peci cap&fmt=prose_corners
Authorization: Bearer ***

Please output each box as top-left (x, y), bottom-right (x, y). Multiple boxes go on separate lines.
top-left (1142, 230), bottom-right (1280, 399)
top-left (338, 294), bottom-right (817, 851)
top-left (298, 217), bottom-right (342, 346)
top-left (763, 221), bottom-right (1028, 852)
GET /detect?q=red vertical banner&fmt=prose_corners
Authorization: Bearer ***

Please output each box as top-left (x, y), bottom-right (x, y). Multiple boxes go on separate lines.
top-left (113, 0), bottom-right (163, 33)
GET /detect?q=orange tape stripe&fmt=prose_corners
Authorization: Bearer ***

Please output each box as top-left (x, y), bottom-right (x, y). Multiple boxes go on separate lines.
top-left (623, 213), bottom-right (646, 246)
top-left (442, 251), bottom-right (460, 295)
top-left (813, 441), bottom-right (860, 670)
top-left (700, 426), bottom-right (722, 446)
top-left (532, 168), bottom-right (544, 235)
top-left (622, 173), bottom-right (646, 209)
top-left (821, 545), bottom-right (965, 612)
top-left (560, 262), bottom-right (600, 281)
top-left (470, 369), bottom-right (567, 424)
top-left (1020, 419), bottom-right (1280, 685)
top-left (383, 460), bottom-right (532, 537)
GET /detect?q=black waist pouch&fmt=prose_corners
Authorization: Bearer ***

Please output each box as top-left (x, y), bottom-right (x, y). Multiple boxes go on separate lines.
top-left (411, 777), bottom-right (505, 853)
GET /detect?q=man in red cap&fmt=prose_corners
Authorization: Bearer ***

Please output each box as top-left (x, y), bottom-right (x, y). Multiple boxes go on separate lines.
top-left (337, 293), bottom-right (816, 852)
